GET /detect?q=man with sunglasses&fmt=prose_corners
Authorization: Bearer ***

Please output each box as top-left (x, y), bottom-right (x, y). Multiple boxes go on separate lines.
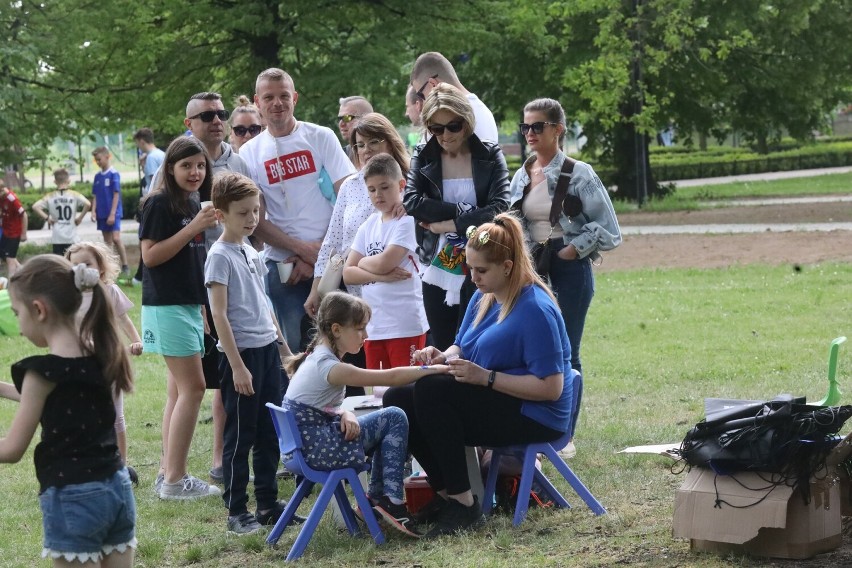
top-left (410, 52), bottom-right (499, 143)
top-left (337, 96), bottom-right (373, 162)
top-left (149, 92), bottom-right (250, 193)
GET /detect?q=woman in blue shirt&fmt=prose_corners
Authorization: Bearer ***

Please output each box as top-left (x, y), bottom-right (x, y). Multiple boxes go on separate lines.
top-left (406, 212), bottom-right (573, 538)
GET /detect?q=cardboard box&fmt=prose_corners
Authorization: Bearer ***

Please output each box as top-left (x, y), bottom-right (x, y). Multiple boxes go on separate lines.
top-left (673, 432), bottom-right (852, 559)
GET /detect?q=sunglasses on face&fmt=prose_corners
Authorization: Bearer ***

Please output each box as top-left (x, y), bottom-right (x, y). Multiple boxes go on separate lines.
top-left (188, 110), bottom-right (230, 122)
top-left (427, 120), bottom-right (465, 136)
top-left (232, 124), bottom-right (262, 137)
top-left (338, 114), bottom-right (358, 124)
top-left (353, 138), bottom-right (385, 151)
top-left (519, 121), bottom-right (558, 135)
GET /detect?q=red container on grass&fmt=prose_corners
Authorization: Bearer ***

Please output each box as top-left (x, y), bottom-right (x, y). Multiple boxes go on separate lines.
top-left (404, 475), bottom-right (436, 514)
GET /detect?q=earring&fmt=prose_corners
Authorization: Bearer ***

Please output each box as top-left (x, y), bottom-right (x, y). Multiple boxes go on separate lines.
top-left (504, 271), bottom-right (510, 277)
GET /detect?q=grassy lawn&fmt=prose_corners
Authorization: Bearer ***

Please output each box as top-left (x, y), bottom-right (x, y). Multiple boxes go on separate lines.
top-left (613, 172), bottom-right (852, 213)
top-left (1, 262), bottom-right (850, 566)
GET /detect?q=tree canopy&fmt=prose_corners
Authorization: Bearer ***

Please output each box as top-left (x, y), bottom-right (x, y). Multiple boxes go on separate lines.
top-left (2, 0), bottom-right (849, 200)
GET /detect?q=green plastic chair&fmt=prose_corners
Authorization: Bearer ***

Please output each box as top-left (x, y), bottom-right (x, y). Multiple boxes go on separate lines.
top-left (0, 290), bottom-right (19, 337)
top-left (815, 336), bottom-right (847, 406)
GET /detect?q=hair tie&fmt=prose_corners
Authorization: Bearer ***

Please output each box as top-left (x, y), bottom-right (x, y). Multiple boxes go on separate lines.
top-left (72, 264), bottom-right (100, 291)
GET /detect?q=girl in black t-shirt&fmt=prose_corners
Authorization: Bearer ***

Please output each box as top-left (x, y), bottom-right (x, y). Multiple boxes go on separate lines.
top-left (139, 137), bottom-right (220, 500)
top-left (0, 255), bottom-right (136, 565)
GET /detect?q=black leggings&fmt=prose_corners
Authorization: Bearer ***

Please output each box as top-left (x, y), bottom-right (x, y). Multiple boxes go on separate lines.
top-left (384, 374), bottom-right (562, 496)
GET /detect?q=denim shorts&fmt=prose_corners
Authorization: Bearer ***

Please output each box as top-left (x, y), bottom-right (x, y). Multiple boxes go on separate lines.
top-left (141, 304), bottom-right (204, 356)
top-left (40, 468), bottom-right (137, 562)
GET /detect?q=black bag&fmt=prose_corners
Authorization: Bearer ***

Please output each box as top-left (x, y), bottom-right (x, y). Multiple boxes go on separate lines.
top-left (514, 157), bottom-right (576, 278)
top-left (679, 400), bottom-right (852, 474)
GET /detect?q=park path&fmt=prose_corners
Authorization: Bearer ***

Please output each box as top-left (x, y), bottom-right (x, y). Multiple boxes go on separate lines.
top-left (24, 166), bottom-right (852, 246)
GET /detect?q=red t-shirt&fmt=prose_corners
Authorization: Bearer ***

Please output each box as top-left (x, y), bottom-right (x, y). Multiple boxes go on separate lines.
top-left (0, 190), bottom-right (25, 238)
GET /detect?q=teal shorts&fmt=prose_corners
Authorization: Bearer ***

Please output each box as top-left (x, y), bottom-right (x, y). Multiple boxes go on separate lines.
top-left (141, 305), bottom-right (204, 357)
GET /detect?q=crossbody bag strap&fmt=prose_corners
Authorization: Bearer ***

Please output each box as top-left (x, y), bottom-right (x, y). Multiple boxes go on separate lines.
top-left (548, 157), bottom-right (576, 227)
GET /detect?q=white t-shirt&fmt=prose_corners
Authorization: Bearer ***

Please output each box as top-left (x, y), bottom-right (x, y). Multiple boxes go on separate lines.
top-left (350, 213), bottom-right (428, 340)
top-left (34, 190), bottom-right (89, 244)
top-left (240, 123), bottom-right (356, 262)
top-left (468, 93), bottom-right (499, 143)
top-left (284, 345), bottom-right (345, 412)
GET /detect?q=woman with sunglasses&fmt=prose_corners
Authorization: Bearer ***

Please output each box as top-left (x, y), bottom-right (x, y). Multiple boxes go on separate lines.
top-left (402, 83), bottom-right (510, 351)
top-left (402, 212), bottom-right (574, 537)
top-left (509, 98), bottom-right (620, 387)
top-left (229, 95), bottom-right (264, 153)
top-left (305, 113), bottom-right (410, 316)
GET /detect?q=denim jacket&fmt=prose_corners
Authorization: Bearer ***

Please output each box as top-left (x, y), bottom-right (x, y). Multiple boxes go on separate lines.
top-left (509, 152), bottom-right (621, 259)
top-left (403, 134), bottom-right (510, 264)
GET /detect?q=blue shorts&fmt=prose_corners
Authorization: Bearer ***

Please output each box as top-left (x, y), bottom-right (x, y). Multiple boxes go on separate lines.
top-left (141, 304), bottom-right (204, 356)
top-left (96, 217), bottom-right (121, 232)
top-left (40, 468), bottom-right (137, 562)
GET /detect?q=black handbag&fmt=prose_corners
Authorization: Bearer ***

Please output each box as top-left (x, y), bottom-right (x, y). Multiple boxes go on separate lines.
top-left (516, 157), bottom-right (576, 278)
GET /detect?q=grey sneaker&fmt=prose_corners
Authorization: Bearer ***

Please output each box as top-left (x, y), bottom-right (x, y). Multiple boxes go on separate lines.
top-left (159, 474), bottom-right (222, 500)
top-left (227, 512), bottom-right (263, 536)
top-left (153, 473), bottom-right (165, 495)
top-left (209, 466), bottom-right (224, 483)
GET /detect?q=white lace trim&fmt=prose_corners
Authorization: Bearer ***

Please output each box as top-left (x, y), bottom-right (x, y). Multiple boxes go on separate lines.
top-left (42, 538), bottom-right (138, 562)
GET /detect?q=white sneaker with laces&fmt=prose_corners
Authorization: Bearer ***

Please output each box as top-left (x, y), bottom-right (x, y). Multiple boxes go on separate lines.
top-left (159, 474), bottom-right (222, 500)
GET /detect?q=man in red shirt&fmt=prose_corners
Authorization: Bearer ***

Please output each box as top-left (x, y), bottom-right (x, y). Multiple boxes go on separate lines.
top-left (0, 180), bottom-right (28, 276)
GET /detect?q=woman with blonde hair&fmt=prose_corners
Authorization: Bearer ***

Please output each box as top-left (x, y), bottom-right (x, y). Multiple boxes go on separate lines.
top-left (401, 212), bottom-right (574, 537)
top-left (229, 95), bottom-right (263, 153)
top-left (402, 83), bottom-right (510, 351)
top-left (509, 97), bottom-right (621, 376)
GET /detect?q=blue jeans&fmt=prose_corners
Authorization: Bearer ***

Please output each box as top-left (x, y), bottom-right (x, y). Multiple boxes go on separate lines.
top-left (358, 407), bottom-right (409, 502)
top-left (548, 252), bottom-right (594, 373)
top-left (40, 468), bottom-right (136, 558)
top-left (265, 260), bottom-right (312, 352)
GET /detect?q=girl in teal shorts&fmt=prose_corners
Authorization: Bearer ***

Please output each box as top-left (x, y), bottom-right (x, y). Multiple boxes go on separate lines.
top-left (139, 137), bottom-right (221, 500)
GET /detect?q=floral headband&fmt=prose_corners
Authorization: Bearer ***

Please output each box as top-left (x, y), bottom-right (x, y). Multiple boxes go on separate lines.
top-left (465, 225), bottom-right (510, 251)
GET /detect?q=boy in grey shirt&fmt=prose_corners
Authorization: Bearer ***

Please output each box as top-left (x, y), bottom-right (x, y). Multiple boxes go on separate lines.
top-left (205, 172), bottom-right (300, 535)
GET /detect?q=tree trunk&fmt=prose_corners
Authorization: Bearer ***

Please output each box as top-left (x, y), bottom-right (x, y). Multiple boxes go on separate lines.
top-left (612, 116), bottom-right (657, 204)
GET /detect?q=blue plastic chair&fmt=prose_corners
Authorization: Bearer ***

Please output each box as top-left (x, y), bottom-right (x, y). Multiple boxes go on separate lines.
top-left (481, 371), bottom-right (607, 526)
top-left (265, 403), bottom-right (385, 561)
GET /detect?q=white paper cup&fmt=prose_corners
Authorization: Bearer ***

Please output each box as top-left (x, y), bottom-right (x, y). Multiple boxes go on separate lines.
top-left (200, 200), bottom-right (213, 209)
top-left (277, 261), bottom-right (294, 283)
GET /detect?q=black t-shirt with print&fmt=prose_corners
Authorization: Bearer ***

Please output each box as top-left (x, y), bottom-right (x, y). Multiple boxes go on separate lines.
top-left (12, 355), bottom-right (121, 493)
top-left (139, 192), bottom-right (207, 306)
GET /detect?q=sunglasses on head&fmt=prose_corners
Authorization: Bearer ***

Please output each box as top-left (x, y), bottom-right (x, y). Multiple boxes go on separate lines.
top-left (232, 124), bottom-right (262, 137)
top-left (337, 114), bottom-right (358, 123)
top-left (519, 121), bottom-right (558, 135)
top-left (188, 110), bottom-right (230, 122)
top-left (427, 120), bottom-right (465, 136)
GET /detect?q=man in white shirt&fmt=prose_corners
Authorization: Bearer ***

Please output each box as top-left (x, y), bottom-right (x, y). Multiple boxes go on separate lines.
top-left (133, 128), bottom-right (165, 197)
top-left (410, 52), bottom-right (499, 143)
top-left (240, 68), bottom-right (356, 351)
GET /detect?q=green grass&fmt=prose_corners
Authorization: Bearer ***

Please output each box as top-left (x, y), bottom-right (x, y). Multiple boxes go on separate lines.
top-left (613, 171), bottom-right (852, 214)
top-left (1, 263), bottom-right (851, 566)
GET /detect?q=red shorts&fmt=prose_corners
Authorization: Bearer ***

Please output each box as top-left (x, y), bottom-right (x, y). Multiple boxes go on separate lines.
top-left (364, 333), bottom-right (427, 370)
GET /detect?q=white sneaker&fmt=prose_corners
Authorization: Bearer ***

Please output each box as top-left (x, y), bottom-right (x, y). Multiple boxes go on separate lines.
top-left (159, 474), bottom-right (222, 500)
top-left (557, 441), bottom-right (577, 460)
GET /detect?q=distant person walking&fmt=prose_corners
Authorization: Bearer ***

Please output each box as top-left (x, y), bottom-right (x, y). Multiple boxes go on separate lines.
top-left (90, 146), bottom-right (130, 275)
top-left (133, 128), bottom-right (165, 197)
top-left (0, 180), bottom-right (28, 276)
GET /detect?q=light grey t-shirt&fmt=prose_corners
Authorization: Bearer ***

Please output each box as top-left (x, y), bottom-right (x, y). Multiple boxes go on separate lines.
top-left (284, 345), bottom-right (345, 411)
top-left (204, 241), bottom-right (277, 349)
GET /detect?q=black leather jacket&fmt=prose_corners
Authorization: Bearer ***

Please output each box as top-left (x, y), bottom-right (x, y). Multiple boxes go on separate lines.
top-left (403, 134), bottom-right (510, 264)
